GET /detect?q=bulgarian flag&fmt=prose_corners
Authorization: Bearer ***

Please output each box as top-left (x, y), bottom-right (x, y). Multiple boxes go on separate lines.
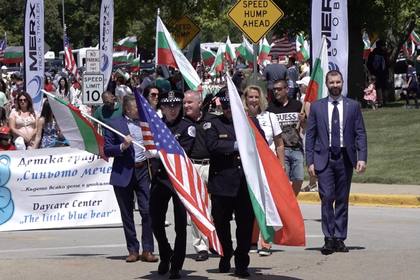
top-left (225, 36), bottom-right (236, 64)
top-left (130, 56), bottom-right (140, 72)
top-left (409, 30), bottom-right (420, 45)
top-left (304, 36), bottom-right (329, 103)
top-left (156, 16), bottom-right (201, 90)
top-left (226, 75), bottom-right (305, 246)
top-left (114, 36), bottom-right (137, 54)
top-left (45, 91), bottom-right (107, 159)
top-left (2, 46), bottom-right (23, 64)
top-left (113, 51), bottom-right (133, 65)
top-left (362, 31), bottom-right (371, 60)
top-left (296, 33), bottom-right (310, 62)
top-left (201, 47), bottom-right (216, 67)
top-left (236, 36), bottom-right (255, 68)
top-left (210, 44), bottom-right (225, 75)
top-left (258, 37), bottom-right (271, 65)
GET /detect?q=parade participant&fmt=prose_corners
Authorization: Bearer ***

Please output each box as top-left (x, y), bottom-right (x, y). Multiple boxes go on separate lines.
top-left (306, 70), bottom-right (367, 255)
top-left (93, 91), bottom-right (122, 125)
top-left (103, 95), bottom-right (158, 263)
top-left (8, 92), bottom-right (37, 150)
top-left (149, 90), bottom-right (194, 279)
top-left (56, 77), bottom-right (70, 102)
top-left (267, 79), bottom-right (306, 196)
top-left (183, 90), bottom-right (215, 262)
top-left (205, 87), bottom-right (254, 277)
top-left (142, 85), bottom-right (161, 116)
top-left (242, 85), bottom-right (284, 256)
top-left (0, 126), bottom-right (16, 151)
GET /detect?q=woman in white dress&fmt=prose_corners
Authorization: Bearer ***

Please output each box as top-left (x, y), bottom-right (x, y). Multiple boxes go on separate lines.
top-left (242, 85), bottom-right (285, 257)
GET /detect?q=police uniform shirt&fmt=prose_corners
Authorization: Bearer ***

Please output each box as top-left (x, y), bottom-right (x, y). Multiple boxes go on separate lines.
top-left (189, 112), bottom-right (214, 160)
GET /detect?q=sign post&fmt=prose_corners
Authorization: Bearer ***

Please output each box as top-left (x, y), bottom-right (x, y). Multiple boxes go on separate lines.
top-left (169, 15), bottom-right (200, 50)
top-left (83, 74), bottom-right (104, 105)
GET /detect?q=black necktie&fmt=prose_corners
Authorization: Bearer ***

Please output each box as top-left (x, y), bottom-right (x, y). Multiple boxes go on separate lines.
top-left (331, 100), bottom-right (341, 156)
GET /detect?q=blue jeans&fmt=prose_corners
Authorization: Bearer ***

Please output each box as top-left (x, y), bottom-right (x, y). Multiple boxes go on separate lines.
top-left (284, 147), bottom-right (304, 181)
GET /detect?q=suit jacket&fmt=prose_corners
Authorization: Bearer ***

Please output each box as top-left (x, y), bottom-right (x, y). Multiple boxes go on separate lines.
top-left (104, 116), bottom-right (136, 187)
top-left (305, 96), bottom-right (367, 171)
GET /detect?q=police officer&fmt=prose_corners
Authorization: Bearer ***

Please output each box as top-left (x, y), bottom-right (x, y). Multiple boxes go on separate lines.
top-left (205, 87), bottom-right (254, 278)
top-left (149, 90), bottom-right (195, 279)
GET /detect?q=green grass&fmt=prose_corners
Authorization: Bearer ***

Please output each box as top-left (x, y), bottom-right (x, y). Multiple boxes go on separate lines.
top-left (352, 102), bottom-right (420, 184)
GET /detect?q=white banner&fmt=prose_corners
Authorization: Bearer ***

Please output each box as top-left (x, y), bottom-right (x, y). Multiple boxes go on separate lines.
top-left (24, 0), bottom-right (44, 112)
top-left (99, 0), bottom-right (114, 90)
top-left (0, 147), bottom-right (121, 231)
top-left (311, 0), bottom-right (348, 96)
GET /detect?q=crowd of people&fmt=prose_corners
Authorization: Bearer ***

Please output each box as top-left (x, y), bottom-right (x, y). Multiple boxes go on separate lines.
top-left (0, 55), bottom-right (369, 278)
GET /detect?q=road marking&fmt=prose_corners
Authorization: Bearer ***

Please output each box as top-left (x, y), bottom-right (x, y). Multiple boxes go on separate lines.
top-left (0, 244), bottom-right (126, 254)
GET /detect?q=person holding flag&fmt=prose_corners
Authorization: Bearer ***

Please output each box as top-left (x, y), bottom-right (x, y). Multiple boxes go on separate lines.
top-left (148, 90), bottom-right (195, 279)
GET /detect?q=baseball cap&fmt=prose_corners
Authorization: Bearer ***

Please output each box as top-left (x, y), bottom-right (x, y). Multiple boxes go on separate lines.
top-left (296, 76), bottom-right (311, 87)
top-left (1, 65), bottom-right (7, 70)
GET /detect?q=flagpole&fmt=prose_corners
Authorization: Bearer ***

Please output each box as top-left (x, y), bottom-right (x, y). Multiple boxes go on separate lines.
top-left (62, 0), bottom-right (65, 51)
top-left (42, 90), bottom-right (145, 151)
top-left (155, 8), bottom-right (160, 68)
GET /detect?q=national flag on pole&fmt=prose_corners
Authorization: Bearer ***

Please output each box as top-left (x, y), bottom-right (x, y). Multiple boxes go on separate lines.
top-left (114, 36), bottom-right (137, 54)
top-left (201, 47), bottom-right (216, 67)
top-left (226, 75), bottom-right (305, 246)
top-left (210, 44), bottom-right (225, 75)
top-left (134, 91), bottom-right (223, 255)
top-left (112, 51), bottom-right (133, 65)
top-left (236, 36), bottom-right (255, 68)
top-left (304, 36), bottom-right (329, 103)
top-left (409, 31), bottom-right (420, 45)
top-left (270, 35), bottom-right (296, 60)
top-left (296, 33), bottom-right (310, 62)
top-left (225, 36), bottom-right (236, 64)
top-left (258, 37), bottom-right (271, 65)
top-left (156, 16), bottom-right (201, 90)
top-left (45, 91), bottom-right (107, 159)
top-left (362, 31), bottom-right (371, 60)
top-left (64, 26), bottom-right (79, 79)
top-left (1, 46), bottom-right (23, 64)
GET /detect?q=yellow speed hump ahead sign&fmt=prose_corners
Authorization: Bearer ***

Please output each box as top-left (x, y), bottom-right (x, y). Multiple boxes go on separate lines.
top-left (169, 15), bottom-right (200, 50)
top-left (228, 0), bottom-right (284, 44)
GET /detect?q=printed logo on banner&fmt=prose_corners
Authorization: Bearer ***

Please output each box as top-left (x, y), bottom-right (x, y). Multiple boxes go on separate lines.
top-left (0, 155), bottom-right (15, 225)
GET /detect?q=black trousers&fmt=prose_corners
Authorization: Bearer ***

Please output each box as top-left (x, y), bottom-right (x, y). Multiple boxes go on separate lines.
top-left (150, 180), bottom-right (187, 271)
top-left (211, 185), bottom-right (254, 271)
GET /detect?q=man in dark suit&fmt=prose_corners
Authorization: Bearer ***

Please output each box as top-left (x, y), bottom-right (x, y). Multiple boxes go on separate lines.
top-left (305, 70), bottom-right (367, 255)
top-left (104, 95), bottom-right (158, 263)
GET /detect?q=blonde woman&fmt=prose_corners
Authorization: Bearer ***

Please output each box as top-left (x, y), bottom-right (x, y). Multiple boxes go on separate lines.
top-left (242, 85), bottom-right (285, 256)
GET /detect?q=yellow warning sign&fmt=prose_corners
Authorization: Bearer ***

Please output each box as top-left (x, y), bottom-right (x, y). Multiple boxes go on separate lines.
top-left (169, 15), bottom-right (200, 50)
top-left (228, 0), bottom-right (284, 44)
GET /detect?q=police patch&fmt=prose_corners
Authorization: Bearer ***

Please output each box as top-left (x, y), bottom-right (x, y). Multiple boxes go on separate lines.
top-left (203, 122), bottom-right (211, 130)
top-left (188, 126), bottom-right (196, 137)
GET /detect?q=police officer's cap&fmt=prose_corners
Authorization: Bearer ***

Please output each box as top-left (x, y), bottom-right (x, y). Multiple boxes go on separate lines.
top-left (159, 90), bottom-right (184, 106)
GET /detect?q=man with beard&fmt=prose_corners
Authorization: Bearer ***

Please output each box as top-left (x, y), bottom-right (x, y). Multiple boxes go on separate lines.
top-left (93, 91), bottom-right (122, 125)
top-left (305, 70), bottom-right (367, 255)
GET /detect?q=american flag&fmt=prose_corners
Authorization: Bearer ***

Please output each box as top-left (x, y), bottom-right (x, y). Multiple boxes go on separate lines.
top-left (64, 26), bottom-right (79, 79)
top-left (134, 91), bottom-right (223, 256)
top-left (0, 39), bottom-right (6, 60)
top-left (270, 35), bottom-right (296, 60)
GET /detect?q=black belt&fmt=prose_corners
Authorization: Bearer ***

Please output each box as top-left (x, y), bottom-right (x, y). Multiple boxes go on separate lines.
top-left (329, 148), bottom-right (346, 160)
top-left (134, 161), bottom-right (147, 169)
top-left (191, 158), bottom-right (210, 165)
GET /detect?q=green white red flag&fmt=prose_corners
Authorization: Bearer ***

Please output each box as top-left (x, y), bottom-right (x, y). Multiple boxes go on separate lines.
top-left (225, 36), bottom-right (236, 64)
top-left (45, 91), bottom-right (107, 159)
top-left (258, 37), bottom-right (271, 65)
top-left (156, 16), bottom-right (201, 90)
top-left (304, 36), bottom-right (329, 103)
top-left (114, 36), bottom-right (137, 54)
top-left (296, 33), bottom-right (310, 62)
top-left (410, 30), bottom-right (420, 45)
top-left (226, 75), bottom-right (306, 246)
top-left (236, 36), bottom-right (255, 68)
top-left (210, 44), bottom-right (225, 75)
top-left (201, 47), bottom-right (216, 67)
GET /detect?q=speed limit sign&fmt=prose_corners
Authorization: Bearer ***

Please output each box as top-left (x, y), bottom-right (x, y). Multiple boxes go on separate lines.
top-left (82, 74), bottom-right (104, 105)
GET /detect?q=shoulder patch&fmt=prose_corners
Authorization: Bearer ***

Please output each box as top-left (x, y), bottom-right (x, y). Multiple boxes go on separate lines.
top-left (203, 122), bottom-right (212, 130)
top-left (188, 126), bottom-right (196, 137)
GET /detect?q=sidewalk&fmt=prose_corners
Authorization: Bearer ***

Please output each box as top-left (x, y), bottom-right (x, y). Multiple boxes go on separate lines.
top-left (298, 182), bottom-right (420, 207)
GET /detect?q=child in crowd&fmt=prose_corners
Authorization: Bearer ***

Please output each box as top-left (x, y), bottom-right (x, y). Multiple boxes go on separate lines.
top-left (0, 126), bottom-right (16, 151)
top-left (364, 75), bottom-right (377, 110)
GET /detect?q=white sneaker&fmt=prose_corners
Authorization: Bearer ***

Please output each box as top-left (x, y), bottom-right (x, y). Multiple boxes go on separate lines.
top-left (258, 248), bottom-right (272, 256)
top-left (249, 244), bottom-right (258, 253)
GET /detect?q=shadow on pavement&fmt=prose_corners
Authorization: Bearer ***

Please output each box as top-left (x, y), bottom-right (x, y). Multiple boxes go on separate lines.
top-left (106, 255), bottom-right (126, 261)
top-left (137, 270), bottom-right (208, 279)
top-left (305, 246), bottom-right (366, 252)
top-left (55, 253), bottom-right (106, 257)
top-left (206, 267), bottom-right (303, 279)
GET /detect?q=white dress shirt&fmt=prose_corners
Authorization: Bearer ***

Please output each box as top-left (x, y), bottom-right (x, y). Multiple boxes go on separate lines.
top-left (327, 96), bottom-right (344, 147)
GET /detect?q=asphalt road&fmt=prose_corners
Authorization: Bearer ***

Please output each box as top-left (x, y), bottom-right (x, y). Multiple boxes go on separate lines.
top-left (0, 204), bottom-right (419, 280)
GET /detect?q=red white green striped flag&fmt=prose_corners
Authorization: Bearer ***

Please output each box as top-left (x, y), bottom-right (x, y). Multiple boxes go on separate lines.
top-left (226, 75), bottom-right (305, 246)
top-left (225, 36), bottom-right (236, 64)
top-left (410, 30), bottom-right (420, 45)
top-left (156, 16), bottom-right (201, 90)
top-left (236, 36), bottom-right (255, 68)
top-left (296, 33), bottom-right (310, 62)
top-left (45, 92), bottom-right (107, 159)
top-left (210, 44), bottom-right (225, 75)
top-left (258, 37), bottom-right (271, 65)
top-left (304, 36), bottom-right (329, 103)
top-left (201, 47), bottom-right (216, 67)
top-left (3, 46), bottom-right (23, 64)
top-left (114, 36), bottom-right (137, 54)
top-left (113, 51), bottom-right (133, 65)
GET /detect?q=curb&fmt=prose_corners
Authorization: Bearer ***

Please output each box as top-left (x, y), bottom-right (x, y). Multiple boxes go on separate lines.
top-left (297, 192), bottom-right (420, 208)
